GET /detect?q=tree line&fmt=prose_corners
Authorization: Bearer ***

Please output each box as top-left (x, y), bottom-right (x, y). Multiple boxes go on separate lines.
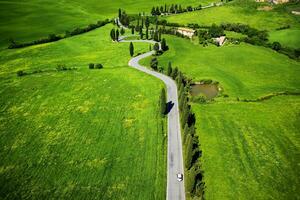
top-left (110, 27), bottom-right (125, 41)
top-left (150, 4), bottom-right (203, 16)
top-left (151, 58), bottom-right (205, 199)
top-left (9, 19), bottom-right (111, 49)
top-left (118, 9), bottom-right (130, 27)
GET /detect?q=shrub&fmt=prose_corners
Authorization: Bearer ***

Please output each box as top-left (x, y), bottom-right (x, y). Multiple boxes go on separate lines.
top-left (192, 94), bottom-right (207, 103)
top-left (89, 63), bottom-right (95, 69)
top-left (95, 64), bottom-right (103, 69)
top-left (56, 64), bottom-right (68, 71)
top-left (272, 42), bottom-right (281, 51)
top-left (17, 70), bottom-right (26, 76)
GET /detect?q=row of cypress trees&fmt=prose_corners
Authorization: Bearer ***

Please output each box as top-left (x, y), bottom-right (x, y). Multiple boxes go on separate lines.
top-left (167, 62), bottom-right (205, 199)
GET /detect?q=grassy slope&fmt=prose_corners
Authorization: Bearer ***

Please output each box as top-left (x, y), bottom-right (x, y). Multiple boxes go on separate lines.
top-left (141, 35), bottom-right (300, 99)
top-left (0, 0), bottom-right (212, 48)
top-left (195, 96), bottom-right (300, 200)
top-left (0, 24), bottom-right (167, 199)
top-left (164, 2), bottom-right (300, 31)
top-left (269, 29), bottom-right (300, 49)
top-left (140, 35), bottom-right (300, 199)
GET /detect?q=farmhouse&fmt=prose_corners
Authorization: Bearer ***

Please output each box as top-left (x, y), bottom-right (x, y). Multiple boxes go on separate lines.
top-left (214, 36), bottom-right (226, 46)
top-left (177, 27), bottom-right (196, 38)
top-left (255, 0), bottom-right (289, 3)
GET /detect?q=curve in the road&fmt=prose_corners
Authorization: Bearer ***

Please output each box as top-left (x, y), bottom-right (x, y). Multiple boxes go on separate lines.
top-left (119, 37), bottom-right (186, 200)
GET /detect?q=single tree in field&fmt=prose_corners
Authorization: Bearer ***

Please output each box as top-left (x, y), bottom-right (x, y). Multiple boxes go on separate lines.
top-left (161, 38), bottom-right (168, 51)
top-left (272, 42), bottom-right (281, 51)
top-left (120, 28), bottom-right (125, 35)
top-left (110, 29), bottom-right (116, 41)
top-left (129, 42), bottom-right (134, 57)
top-left (167, 62), bottom-right (172, 76)
top-left (131, 26), bottom-right (135, 35)
top-left (160, 88), bottom-right (167, 115)
top-left (116, 29), bottom-right (120, 41)
top-left (149, 44), bottom-right (152, 51)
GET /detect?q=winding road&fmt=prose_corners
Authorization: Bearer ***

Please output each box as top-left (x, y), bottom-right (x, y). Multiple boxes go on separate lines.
top-left (119, 37), bottom-right (185, 200)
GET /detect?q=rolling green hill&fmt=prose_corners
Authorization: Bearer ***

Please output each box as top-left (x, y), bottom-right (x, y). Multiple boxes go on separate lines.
top-left (0, 24), bottom-right (167, 199)
top-left (163, 2), bottom-right (300, 31)
top-left (140, 34), bottom-right (300, 199)
top-left (140, 35), bottom-right (300, 99)
top-left (0, 0), bottom-right (212, 48)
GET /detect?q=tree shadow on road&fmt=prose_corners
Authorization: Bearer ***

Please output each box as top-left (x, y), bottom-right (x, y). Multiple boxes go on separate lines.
top-left (165, 101), bottom-right (174, 114)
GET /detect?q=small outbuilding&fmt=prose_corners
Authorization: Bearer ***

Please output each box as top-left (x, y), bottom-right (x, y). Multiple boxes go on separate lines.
top-left (214, 36), bottom-right (226, 46)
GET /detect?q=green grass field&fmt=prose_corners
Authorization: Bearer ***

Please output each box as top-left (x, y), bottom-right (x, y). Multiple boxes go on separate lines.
top-left (194, 96), bottom-right (300, 200)
top-left (0, 0), bottom-right (213, 48)
top-left (141, 35), bottom-right (300, 99)
top-left (140, 34), bottom-right (300, 199)
top-left (164, 2), bottom-right (300, 31)
top-left (269, 29), bottom-right (300, 49)
top-left (0, 24), bottom-right (167, 199)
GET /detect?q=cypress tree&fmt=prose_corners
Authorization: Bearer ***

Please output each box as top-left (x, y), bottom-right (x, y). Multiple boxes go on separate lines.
top-left (129, 42), bottom-right (134, 57)
top-left (120, 28), bottom-right (125, 35)
top-left (154, 31), bottom-right (159, 42)
top-left (153, 43), bottom-right (160, 52)
top-left (139, 28), bottom-right (143, 39)
top-left (135, 19), bottom-right (140, 31)
top-left (118, 8), bottom-right (122, 19)
top-left (167, 62), bottom-right (172, 76)
top-left (185, 133), bottom-right (193, 169)
top-left (141, 18), bottom-right (144, 29)
top-left (116, 29), bottom-right (119, 41)
top-left (145, 16), bottom-right (150, 28)
top-left (181, 101), bottom-right (190, 125)
top-left (183, 123), bottom-right (189, 143)
top-left (158, 28), bottom-right (162, 41)
top-left (146, 27), bottom-right (149, 39)
top-left (155, 7), bottom-right (160, 15)
top-left (110, 28), bottom-right (116, 41)
top-left (160, 6), bottom-right (164, 13)
top-left (160, 88), bottom-right (167, 115)
top-left (171, 67), bottom-right (178, 79)
top-left (131, 26), bottom-right (135, 34)
top-left (151, 7), bottom-right (156, 16)
top-left (150, 57), bottom-right (158, 70)
top-left (161, 38), bottom-right (168, 51)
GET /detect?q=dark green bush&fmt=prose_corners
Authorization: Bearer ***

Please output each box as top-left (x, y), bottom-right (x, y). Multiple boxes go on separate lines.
top-left (17, 70), bottom-right (26, 77)
top-left (89, 63), bottom-right (95, 69)
top-left (95, 64), bottom-right (103, 69)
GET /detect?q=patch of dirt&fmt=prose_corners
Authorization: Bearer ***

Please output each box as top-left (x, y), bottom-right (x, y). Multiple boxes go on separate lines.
top-left (257, 6), bottom-right (273, 11)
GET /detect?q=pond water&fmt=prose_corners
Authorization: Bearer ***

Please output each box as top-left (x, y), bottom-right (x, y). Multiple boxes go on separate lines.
top-left (190, 84), bottom-right (219, 100)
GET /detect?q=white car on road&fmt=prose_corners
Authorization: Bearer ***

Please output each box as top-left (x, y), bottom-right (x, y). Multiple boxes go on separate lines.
top-left (177, 173), bottom-right (183, 182)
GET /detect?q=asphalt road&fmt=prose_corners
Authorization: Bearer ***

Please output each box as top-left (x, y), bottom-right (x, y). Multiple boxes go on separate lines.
top-left (120, 38), bottom-right (186, 200)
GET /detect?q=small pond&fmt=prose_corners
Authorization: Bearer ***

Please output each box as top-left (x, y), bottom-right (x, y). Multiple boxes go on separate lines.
top-left (190, 84), bottom-right (219, 100)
